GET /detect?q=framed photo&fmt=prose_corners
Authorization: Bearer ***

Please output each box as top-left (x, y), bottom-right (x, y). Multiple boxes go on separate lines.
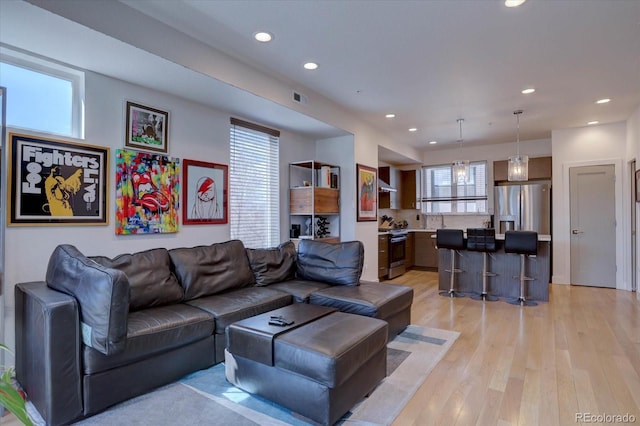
top-left (8, 133), bottom-right (109, 226)
top-left (636, 169), bottom-right (640, 202)
top-left (115, 149), bottom-right (180, 234)
top-left (356, 163), bottom-right (377, 222)
top-left (125, 101), bottom-right (169, 153)
top-left (183, 159), bottom-right (228, 225)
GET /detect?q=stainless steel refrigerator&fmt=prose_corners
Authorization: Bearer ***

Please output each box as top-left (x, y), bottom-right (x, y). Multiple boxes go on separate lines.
top-left (495, 181), bottom-right (551, 234)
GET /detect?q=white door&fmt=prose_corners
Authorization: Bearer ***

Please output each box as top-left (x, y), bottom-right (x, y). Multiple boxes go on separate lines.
top-left (569, 165), bottom-right (616, 288)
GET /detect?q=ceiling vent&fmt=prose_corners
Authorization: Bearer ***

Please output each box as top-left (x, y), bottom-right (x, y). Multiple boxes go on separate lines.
top-left (292, 91), bottom-right (308, 105)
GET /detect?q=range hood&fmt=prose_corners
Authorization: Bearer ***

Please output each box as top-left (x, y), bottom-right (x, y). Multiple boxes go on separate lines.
top-left (378, 179), bottom-right (397, 192)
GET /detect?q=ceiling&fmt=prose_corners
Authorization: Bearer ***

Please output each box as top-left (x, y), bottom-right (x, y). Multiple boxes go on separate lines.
top-left (5, 1), bottom-right (640, 164)
top-left (118, 0), bottom-right (640, 153)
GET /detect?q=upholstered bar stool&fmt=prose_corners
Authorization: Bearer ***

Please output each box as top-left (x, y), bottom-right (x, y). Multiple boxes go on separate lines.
top-left (504, 230), bottom-right (538, 306)
top-left (437, 229), bottom-right (466, 298)
top-left (467, 228), bottom-right (499, 302)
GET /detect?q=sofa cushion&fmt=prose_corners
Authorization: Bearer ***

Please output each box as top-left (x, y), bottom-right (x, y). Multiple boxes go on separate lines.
top-left (296, 239), bottom-right (364, 286)
top-left (46, 244), bottom-right (129, 356)
top-left (83, 303), bottom-right (215, 374)
top-left (169, 240), bottom-right (255, 300)
top-left (185, 287), bottom-right (292, 334)
top-left (246, 241), bottom-right (296, 286)
top-left (90, 248), bottom-right (183, 312)
top-left (267, 279), bottom-right (332, 303)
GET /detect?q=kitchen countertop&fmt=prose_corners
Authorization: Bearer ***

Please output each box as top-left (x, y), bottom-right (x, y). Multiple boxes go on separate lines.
top-left (378, 229), bottom-right (551, 241)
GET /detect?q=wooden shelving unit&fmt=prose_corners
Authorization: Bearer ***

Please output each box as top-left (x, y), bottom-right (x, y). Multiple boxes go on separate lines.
top-left (289, 161), bottom-right (340, 245)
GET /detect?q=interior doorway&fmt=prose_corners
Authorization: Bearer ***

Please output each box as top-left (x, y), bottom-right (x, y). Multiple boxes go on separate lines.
top-left (569, 164), bottom-right (616, 288)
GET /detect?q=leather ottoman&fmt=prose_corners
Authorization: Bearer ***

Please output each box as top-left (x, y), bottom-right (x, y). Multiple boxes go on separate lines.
top-left (225, 304), bottom-right (388, 426)
top-left (309, 281), bottom-right (413, 338)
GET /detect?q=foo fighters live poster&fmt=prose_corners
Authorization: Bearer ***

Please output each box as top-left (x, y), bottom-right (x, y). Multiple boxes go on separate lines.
top-left (8, 133), bottom-right (109, 225)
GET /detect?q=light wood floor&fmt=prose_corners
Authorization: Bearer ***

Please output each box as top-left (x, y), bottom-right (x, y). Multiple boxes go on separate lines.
top-left (387, 270), bottom-right (640, 426)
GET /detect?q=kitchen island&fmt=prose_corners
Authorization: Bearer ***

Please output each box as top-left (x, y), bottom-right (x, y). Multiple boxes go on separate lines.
top-left (437, 233), bottom-right (551, 302)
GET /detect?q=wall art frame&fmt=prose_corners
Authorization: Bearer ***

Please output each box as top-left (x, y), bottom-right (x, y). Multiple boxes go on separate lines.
top-left (125, 101), bottom-right (169, 154)
top-left (115, 149), bottom-right (180, 234)
top-left (182, 159), bottom-right (228, 225)
top-left (356, 163), bottom-right (378, 222)
top-left (8, 133), bottom-right (109, 226)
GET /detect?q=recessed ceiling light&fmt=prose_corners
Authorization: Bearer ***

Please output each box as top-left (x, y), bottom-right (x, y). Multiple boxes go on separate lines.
top-left (587, 121), bottom-right (599, 125)
top-left (254, 32), bottom-right (273, 43)
top-left (408, 128), bottom-right (418, 132)
top-left (505, 0), bottom-right (526, 7)
top-left (596, 98), bottom-right (611, 104)
top-left (303, 62), bottom-right (319, 70)
top-left (429, 140), bottom-right (438, 145)
top-left (385, 113), bottom-right (396, 118)
top-left (522, 88), bottom-right (535, 94)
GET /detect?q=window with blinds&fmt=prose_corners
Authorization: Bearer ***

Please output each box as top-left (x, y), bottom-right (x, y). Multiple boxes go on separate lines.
top-left (229, 118), bottom-right (280, 248)
top-left (421, 161), bottom-right (488, 213)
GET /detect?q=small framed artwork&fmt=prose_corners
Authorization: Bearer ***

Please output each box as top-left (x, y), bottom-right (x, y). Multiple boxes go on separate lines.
top-left (636, 170), bottom-right (640, 202)
top-left (356, 163), bottom-right (377, 222)
top-left (8, 133), bottom-right (109, 226)
top-left (125, 101), bottom-right (169, 153)
top-left (183, 159), bottom-right (228, 224)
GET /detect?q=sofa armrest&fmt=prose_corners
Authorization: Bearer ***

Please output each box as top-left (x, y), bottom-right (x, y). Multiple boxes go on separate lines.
top-left (15, 281), bottom-right (83, 426)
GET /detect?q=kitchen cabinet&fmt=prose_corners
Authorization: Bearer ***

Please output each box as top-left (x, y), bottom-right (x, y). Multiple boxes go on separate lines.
top-left (414, 232), bottom-right (438, 268)
top-left (493, 156), bottom-right (552, 182)
top-left (400, 169), bottom-right (421, 209)
top-left (378, 234), bottom-right (389, 279)
top-left (289, 161), bottom-right (340, 243)
top-left (405, 232), bottom-right (414, 269)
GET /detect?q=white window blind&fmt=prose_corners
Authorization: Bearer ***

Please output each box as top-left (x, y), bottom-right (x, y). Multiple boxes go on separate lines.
top-left (421, 161), bottom-right (488, 213)
top-left (229, 118), bottom-right (280, 248)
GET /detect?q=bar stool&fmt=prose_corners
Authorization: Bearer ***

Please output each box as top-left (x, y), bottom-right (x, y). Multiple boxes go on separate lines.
top-left (437, 229), bottom-right (466, 298)
top-left (467, 228), bottom-right (499, 302)
top-left (504, 230), bottom-right (538, 306)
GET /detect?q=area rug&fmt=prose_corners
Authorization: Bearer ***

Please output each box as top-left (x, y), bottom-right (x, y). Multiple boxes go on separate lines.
top-left (28, 325), bottom-right (459, 426)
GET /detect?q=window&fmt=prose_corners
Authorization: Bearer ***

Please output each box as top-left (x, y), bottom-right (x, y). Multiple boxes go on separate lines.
top-left (0, 47), bottom-right (84, 138)
top-left (229, 118), bottom-right (280, 248)
top-left (421, 161), bottom-right (488, 213)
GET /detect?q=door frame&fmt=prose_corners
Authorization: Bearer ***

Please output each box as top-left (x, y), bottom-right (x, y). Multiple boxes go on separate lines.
top-left (561, 158), bottom-right (625, 289)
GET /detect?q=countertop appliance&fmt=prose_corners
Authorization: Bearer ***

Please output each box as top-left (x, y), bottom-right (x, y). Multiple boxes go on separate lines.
top-left (495, 181), bottom-right (551, 234)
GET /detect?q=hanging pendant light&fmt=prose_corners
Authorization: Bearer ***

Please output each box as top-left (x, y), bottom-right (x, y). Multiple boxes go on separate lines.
top-left (508, 110), bottom-right (528, 181)
top-left (452, 118), bottom-right (470, 184)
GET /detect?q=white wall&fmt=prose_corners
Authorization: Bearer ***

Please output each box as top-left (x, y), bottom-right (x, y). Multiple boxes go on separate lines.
top-left (2, 70), bottom-right (316, 348)
top-left (551, 122), bottom-right (628, 288)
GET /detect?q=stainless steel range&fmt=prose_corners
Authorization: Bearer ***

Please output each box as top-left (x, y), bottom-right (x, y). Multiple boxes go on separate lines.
top-left (388, 230), bottom-right (408, 279)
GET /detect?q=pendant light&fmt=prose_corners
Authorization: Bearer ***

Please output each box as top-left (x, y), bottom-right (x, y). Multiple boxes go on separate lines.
top-left (508, 110), bottom-right (528, 181)
top-left (452, 118), bottom-right (470, 184)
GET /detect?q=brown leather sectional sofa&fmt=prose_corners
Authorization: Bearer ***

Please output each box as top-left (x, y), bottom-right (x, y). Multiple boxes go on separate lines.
top-left (15, 239), bottom-right (413, 425)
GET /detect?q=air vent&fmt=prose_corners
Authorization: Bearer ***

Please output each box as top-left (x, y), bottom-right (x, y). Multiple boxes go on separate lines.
top-left (293, 91), bottom-right (308, 105)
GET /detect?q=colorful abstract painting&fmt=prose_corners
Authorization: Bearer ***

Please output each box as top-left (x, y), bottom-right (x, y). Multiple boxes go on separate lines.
top-left (115, 149), bottom-right (180, 234)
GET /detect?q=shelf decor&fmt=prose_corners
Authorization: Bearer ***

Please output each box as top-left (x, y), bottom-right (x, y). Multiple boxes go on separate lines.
top-left (115, 149), bottom-right (179, 234)
top-left (183, 159), bottom-right (228, 224)
top-left (8, 133), bottom-right (109, 226)
top-left (357, 163), bottom-right (377, 222)
top-left (125, 101), bottom-right (169, 154)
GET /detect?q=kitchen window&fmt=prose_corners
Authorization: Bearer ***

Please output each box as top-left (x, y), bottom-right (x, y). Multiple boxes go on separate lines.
top-left (229, 118), bottom-right (280, 248)
top-left (421, 161), bottom-right (488, 213)
top-left (0, 47), bottom-right (84, 138)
